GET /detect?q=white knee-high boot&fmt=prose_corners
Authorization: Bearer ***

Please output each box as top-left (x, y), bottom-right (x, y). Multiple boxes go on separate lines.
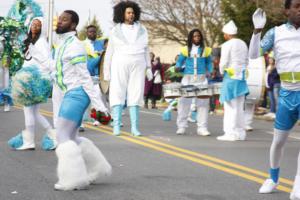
top-left (79, 137), bottom-right (112, 183)
top-left (55, 140), bottom-right (89, 190)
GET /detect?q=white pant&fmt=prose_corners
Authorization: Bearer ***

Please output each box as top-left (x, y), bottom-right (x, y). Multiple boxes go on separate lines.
top-left (52, 84), bottom-right (64, 128)
top-left (177, 97), bottom-right (209, 129)
top-left (223, 96), bottom-right (246, 137)
top-left (177, 74), bottom-right (209, 129)
top-left (244, 102), bottom-right (255, 127)
top-left (109, 54), bottom-right (146, 107)
top-left (24, 104), bottom-right (52, 132)
top-left (0, 67), bottom-right (9, 90)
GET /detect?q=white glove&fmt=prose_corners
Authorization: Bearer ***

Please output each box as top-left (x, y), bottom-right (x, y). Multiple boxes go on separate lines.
top-left (252, 8), bottom-right (266, 29)
top-left (146, 68), bottom-right (153, 81)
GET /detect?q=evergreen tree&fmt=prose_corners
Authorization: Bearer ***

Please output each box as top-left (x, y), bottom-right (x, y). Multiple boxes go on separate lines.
top-left (221, 0), bottom-right (285, 44)
top-left (78, 15), bottom-right (103, 40)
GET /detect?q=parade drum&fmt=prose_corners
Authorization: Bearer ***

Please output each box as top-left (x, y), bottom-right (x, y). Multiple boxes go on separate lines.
top-left (181, 85), bottom-right (199, 98)
top-left (98, 51), bottom-right (110, 95)
top-left (246, 57), bottom-right (266, 103)
top-left (163, 82), bottom-right (182, 98)
top-left (195, 84), bottom-right (213, 98)
top-left (212, 82), bottom-right (222, 96)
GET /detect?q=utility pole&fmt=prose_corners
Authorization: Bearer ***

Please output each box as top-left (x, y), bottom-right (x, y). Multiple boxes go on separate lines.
top-left (48, 0), bottom-right (54, 47)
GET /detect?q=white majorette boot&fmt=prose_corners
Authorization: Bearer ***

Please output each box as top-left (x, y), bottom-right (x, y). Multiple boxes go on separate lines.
top-left (54, 141), bottom-right (89, 191)
top-left (4, 103), bottom-right (10, 112)
top-left (79, 137), bottom-right (112, 184)
top-left (8, 130), bottom-right (35, 150)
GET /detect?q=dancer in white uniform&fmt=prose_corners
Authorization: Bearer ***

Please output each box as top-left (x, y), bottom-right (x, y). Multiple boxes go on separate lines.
top-left (104, 1), bottom-right (152, 136)
top-left (249, 3), bottom-right (300, 198)
top-left (8, 17), bottom-right (57, 151)
top-left (53, 10), bottom-right (111, 191)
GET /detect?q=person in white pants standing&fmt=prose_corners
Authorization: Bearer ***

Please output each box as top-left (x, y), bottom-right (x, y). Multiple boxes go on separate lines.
top-left (217, 20), bottom-right (249, 141)
top-left (175, 29), bottom-right (213, 136)
top-left (104, 1), bottom-right (153, 137)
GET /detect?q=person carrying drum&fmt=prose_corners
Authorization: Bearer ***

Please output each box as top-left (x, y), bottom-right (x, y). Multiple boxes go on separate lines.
top-left (217, 20), bottom-right (249, 141)
top-left (175, 29), bottom-right (213, 136)
top-left (249, 2), bottom-right (300, 198)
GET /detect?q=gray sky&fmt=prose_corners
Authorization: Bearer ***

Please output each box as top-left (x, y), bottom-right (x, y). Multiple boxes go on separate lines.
top-left (0, 0), bottom-right (114, 36)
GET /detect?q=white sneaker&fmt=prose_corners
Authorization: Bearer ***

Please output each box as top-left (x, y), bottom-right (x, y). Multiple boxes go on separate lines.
top-left (54, 183), bottom-right (88, 191)
top-left (217, 134), bottom-right (237, 141)
top-left (290, 192), bottom-right (300, 200)
top-left (264, 112), bottom-right (276, 119)
top-left (4, 104), bottom-right (10, 112)
top-left (236, 132), bottom-right (247, 141)
top-left (187, 117), bottom-right (196, 123)
top-left (245, 125), bottom-right (253, 131)
top-left (290, 191), bottom-right (300, 200)
top-left (176, 128), bottom-right (186, 135)
top-left (259, 179), bottom-right (278, 193)
top-left (197, 128), bottom-right (211, 136)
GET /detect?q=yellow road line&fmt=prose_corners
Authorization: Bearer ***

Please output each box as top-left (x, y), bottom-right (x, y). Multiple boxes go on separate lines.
top-left (14, 106), bottom-right (293, 192)
top-left (85, 124), bottom-right (292, 193)
top-left (96, 124), bottom-right (294, 186)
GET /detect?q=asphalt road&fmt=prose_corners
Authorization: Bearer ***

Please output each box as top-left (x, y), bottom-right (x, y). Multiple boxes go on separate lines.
top-left (0, 103), bottom-right (299, 200)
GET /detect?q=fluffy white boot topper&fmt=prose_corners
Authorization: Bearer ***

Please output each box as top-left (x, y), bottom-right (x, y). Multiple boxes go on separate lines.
top-left (55, 140), bottom-right (89, 190)
top-left (79, 137), bottom-right (112, 183)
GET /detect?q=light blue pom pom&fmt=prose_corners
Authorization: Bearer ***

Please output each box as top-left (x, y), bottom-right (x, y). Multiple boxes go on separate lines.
top-left (162, 110), bottom-right (172, 121)
top-left (12, 65), bottom-right (51, 106)
top-left (0, 89), bottom-right (13, 106)
top-left (41, 134), bottom-right (55, 151)
top-left (8, 133), bottom-right (23, 149)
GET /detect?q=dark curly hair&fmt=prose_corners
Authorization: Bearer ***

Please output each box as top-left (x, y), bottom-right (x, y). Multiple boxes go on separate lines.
top-left (23, 19), bottom-right (41, 58)
top-left (113, 1), bottom-right (141, 23)
top-left (187, 29), bottom-right (205, 57)
top-left (64, 10), bottom-right (79, 26)
top-left (285, 0), bottom-right (292, 9)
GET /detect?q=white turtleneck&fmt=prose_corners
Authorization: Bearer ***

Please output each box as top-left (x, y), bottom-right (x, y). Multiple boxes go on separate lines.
top-left (121, 23), bottom-right (138, 44)
top-left (190, 44), bottom-right (200, 57)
